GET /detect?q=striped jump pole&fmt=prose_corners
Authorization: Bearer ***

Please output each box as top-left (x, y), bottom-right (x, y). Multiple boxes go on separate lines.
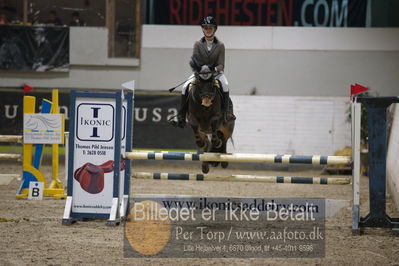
top-left (0, 153), bottom-right (22, 161)
top-left (125, 151), bottom-right (351, 166)
top-left (0, 135), bottom-right (23, 161)
top-left (0, 135), bottom-right (23, 143)
top-left (133, 172), bottom-right (350, 185)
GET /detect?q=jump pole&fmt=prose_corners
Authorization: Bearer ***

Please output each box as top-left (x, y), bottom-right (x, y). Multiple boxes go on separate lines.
top-left (0, 135), bottom-right (23, 143)
top-left (0, 135), bottom-right (23, 161)
top-left (125, 151), bottom-right (351, 166)
top-left (133, 172), bottom-right (350, 185)
top-left (0, 153), bottom-right (22, 161)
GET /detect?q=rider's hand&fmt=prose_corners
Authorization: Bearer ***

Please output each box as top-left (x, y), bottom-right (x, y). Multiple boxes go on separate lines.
top-left (207, 65), bottom-right (215, 71)
top-left (200, 65), bottom-right (210, 72)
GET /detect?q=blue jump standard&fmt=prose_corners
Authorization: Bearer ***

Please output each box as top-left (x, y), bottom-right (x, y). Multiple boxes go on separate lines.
top-left (356, 96), bottom-right (399, 232)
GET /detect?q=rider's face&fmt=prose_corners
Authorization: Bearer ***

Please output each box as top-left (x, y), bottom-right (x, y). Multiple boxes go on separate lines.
top-left (202, 26), bottom-right (216, 38)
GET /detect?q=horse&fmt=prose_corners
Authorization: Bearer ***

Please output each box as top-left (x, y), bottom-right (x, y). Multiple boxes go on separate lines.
top-left (186, 68), bottom-right (235, 173)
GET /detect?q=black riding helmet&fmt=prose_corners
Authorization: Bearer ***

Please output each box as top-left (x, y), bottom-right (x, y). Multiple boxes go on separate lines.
top-left (201, 16), bottom-right (217, 30)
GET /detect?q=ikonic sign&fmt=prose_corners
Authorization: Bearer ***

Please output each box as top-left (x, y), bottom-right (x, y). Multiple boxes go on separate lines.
top-left (72, 99), bottom-right (119, 216)
top-left (76, 104), bottom-right (114, 141)
top-left (63, 90), bottom-right (132, 225)
top-left (66, 91), bottom-right (131, 223)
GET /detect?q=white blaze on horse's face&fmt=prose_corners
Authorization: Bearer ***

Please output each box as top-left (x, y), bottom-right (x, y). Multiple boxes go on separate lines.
top-left (201, 98), bottom-right (212, 107)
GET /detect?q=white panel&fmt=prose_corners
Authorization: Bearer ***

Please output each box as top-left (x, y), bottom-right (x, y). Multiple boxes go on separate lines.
top-left (70, 27), bottom-right (108, 64)
top-left (272, 27), bottom-right (399, 51)
top-left (293, 100), bottom-right (333, 155)
top-left (142, 25), bottom-right (273, 50)
top-left (387, 104), bottom-right (399, 210)
top-left (70, 27), bottom-right (139, 67)
top-left (332, 99), bottom-right (352, 152)
top-left (227, 96), bottom-right (351, 155)
top-left (142, 25), bottom-right (199, 49)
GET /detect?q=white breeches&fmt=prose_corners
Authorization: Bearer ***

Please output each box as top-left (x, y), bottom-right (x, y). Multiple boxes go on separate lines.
top-left (182, 73), bottom-right (229, 94)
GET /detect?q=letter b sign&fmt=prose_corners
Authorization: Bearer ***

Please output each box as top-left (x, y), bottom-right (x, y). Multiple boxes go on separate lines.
top-left (28, 182), bottom-right (44, 200)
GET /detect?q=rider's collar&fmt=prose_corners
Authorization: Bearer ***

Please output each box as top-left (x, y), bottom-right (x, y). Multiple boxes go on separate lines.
top-left (201, 36), bottom-right (219, 44)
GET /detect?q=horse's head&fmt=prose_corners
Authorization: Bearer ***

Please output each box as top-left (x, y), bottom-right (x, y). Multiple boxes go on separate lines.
top-left (194, 66), bottom-right (219, 108)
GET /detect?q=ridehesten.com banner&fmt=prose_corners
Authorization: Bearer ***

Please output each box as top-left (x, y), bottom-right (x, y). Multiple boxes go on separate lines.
top-left (147, 0), bottom-right (366, 27)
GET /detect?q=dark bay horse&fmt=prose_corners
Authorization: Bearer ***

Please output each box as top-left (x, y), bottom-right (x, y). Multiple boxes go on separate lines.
top-left (187, 70), bottom-right (235, 173)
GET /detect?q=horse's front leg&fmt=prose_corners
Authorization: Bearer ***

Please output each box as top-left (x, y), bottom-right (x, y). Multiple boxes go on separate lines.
top-left (191, 125), bottom-right (210, 173)
top-left (191, 125), bottom-right (209, 151)
top-left (210, 117), bottom-right (222, 149)
top-left (209, 117), bottom-right (222, 167)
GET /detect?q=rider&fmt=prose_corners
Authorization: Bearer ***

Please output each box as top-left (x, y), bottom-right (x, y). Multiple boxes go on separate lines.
top-left (173, 16), bottom-right (236, 128)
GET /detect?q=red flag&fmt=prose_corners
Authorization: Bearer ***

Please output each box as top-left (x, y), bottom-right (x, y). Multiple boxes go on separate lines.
top-left (350, 83), bottom-right (368, 96)
top-left (23, 84), bottom-right (33, 94)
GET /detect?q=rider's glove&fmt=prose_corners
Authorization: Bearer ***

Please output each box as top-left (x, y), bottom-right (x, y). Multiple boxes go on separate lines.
top-left (200, 65), bottom-right (210, 73)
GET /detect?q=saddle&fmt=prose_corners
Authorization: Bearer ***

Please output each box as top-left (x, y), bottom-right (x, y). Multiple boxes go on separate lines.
top-left (74, 160), bottom-right (125, 194)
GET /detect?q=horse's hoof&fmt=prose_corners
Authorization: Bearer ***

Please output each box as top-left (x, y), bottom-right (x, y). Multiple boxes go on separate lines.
top-left (212, 139), bottom-right (222, 149)
top-left (210, 162), bottom-right (219, 167)
top-left (196, 140), bottom-right (205, 148)
top-left (202, 163), bottom-right (209, 174)
top-left (221, 162), bottom-right (228, 168)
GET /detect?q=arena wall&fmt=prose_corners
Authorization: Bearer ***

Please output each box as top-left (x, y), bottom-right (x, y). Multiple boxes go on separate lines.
top-left (228, 95), bottom-right (351, 155)
top-left (0, 26), bottom-right (398, 96)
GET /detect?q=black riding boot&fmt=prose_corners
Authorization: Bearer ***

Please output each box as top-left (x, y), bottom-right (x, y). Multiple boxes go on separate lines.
top-left (171, 93), bottom-right (189, 128)
top-left (222, 91), bottom-right (236, 123)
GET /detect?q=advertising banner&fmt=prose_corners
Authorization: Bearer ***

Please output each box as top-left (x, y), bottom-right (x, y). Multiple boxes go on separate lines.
top-left (71, 96), bottom-right (120, 217)
top-left (23, 113), bottom-right (64, 144)
top-left (0, 25), bottom-right (69, 71)
top-left (147, 0), bottom-right (366, 27)
top-left (63, 91), bottom-right (133, 224)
